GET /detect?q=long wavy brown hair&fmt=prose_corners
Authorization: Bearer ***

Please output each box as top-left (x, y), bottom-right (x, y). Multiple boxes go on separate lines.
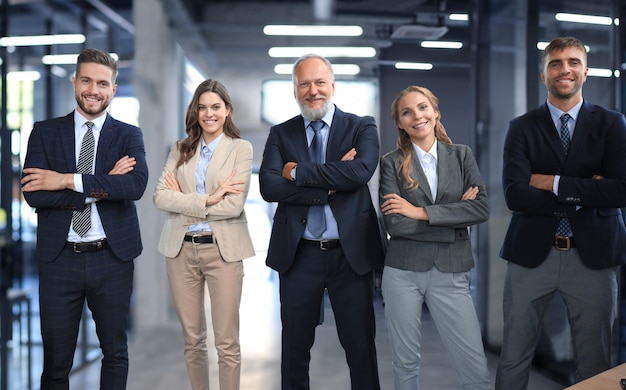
top-left (390, 85), bottom-right (452, 190)
top-left (176, 79), bottom-right (241, 168)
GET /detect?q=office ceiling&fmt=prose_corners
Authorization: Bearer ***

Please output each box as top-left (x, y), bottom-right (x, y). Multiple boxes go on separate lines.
top-left (1, 0), bottom-right (618, 83)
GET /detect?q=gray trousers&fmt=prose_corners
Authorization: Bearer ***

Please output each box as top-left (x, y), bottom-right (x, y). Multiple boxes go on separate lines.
top-left (495, 248), bottom-right (618, 390)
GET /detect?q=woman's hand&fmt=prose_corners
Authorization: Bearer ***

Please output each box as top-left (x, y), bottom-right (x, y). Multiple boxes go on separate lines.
top-left (206, 171), bottom-right (245, 206)
top-left (381, 193), bottom-right (428, 221)
top-left (461, 186), bottom-right (479, 200)
top-left (164, 172), bottom-right (182, 192)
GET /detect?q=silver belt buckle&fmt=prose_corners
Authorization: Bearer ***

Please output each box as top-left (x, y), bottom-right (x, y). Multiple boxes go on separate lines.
top-left (73, 242), bottom-right (81, 253)
top-left (191, 234), bottom-right (202, 245)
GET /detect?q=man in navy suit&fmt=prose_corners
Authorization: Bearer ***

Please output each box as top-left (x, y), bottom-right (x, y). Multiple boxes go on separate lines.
top-left (21, 48), bottom-right (148, 390)
top-left (496, 37), bottom-right (626, 389)
top-left (259, 54), bottom-right (385, 389)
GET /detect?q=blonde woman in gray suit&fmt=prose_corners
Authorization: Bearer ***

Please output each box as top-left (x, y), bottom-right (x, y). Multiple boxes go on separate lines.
top-left (379, 85), bottom-right (490, 390)
top-left (153, 79), bottom-right (255, 390)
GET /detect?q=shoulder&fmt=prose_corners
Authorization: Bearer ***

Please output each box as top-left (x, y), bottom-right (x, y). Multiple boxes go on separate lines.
top-left (106, 115), bottom-right (141, 132)
top-left (381, 148), bottom-right (402, 165)
top-left (229, 137), bottom-right (253, 150)
top-left (333, 106), bottom-right (375, 126)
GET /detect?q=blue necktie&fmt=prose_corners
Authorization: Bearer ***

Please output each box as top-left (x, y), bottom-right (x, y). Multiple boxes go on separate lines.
top-left (72, 121), bottom-right (95, 236)
top-left (556, 113), bottom-right (573, 237)
top-left (307, 121), bottom-right (326, 238)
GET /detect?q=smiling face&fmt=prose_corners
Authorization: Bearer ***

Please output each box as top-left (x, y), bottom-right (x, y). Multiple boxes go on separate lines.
top-left (197, 91), bottom-right (230, 144)
top-left (541, 46), bottom-right (588, 106)
top-left (72, 62), bottom-right (117, 120)
top-left (395, 91), bottom-right (438, 150)
top-left (293, 57), bottom-right (335, 121)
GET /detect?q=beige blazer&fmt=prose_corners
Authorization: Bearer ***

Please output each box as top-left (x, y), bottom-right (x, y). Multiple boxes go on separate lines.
top-left (153, 136), bottom-right (255, 262)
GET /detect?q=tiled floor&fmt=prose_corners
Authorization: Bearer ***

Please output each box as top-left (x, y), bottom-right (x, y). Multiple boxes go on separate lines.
top-left (7, 255), bottom-right (564, 390)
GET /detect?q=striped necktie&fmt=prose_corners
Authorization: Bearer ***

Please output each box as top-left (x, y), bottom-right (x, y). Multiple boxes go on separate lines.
top-left (72, 121), bottom-right (95, 236)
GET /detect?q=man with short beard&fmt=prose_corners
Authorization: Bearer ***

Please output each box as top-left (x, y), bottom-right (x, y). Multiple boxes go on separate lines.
top-left (259, 53), bottom-right (385, 390)
top-left (497, 36), bottom-right (626, 388)
top-left (21, 48), bottom-right (148, 390)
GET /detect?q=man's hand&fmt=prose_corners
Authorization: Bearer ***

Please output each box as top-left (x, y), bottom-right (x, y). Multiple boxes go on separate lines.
top-left (529, 174), bottom-right (555, 191)
top-left (341, 148), bottom-right (356, 161)
top-left (282, 162), bottom-right (297, 181)
top-left (109, 155), bottom-right (136, 175)
top-left (21, 168), bottom-right (74, 192)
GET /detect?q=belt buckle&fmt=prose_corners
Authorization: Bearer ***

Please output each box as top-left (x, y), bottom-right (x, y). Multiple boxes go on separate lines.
top-left (191, 234), bottom-right (203, 245)
top-left (72, 242), bottom-right (81, 253)
top-left (555, 236), bottom-right (571, 251)
top-left (319, 240), bottom-right (330, 250)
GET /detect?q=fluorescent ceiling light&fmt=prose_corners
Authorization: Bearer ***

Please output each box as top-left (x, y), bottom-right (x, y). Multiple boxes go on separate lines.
top-left (395, 62), bottom-right (433, 71)
top-left (587, 68), bottom-right (613, 77)
top-left (449, 14), bottom-right (468, 21)
top-left (421, 41), bottom-right (463, 49)
top-left (536, 42), bottom-right (590, 52)
top-left (7, 71), bottom-right (41, 81)
top-left (0, 34), bottom-right (85, 47)
top-left (274, 63), bottom-right (360, 75)
top-left (555, 13), bottom-right (612, 25)
top-left (42, 53), bottom-right (119, 65)
top-left (268, 47), bottom-right (376, 58)
top-left (264, 25), bottom-right (363, 36)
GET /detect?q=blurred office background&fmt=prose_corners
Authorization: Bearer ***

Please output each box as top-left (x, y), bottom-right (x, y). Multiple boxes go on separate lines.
top-left (0, 0), bottom-right (625, 389)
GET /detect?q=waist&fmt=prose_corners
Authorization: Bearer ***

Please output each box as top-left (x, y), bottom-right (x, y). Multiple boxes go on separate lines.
top-left (554, 236), bottom-right (576, 251)
top-left (184, 233), bottom-right (214, 245)
top-left (65, 239), bottom-right (108, 253)
top-left (301, 238), bottom-right (341, 250)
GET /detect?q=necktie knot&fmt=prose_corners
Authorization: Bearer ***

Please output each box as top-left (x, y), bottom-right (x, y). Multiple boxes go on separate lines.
top-left (86, 121), bottom-right (94, 131)
top-left (309, 120), bottom-right (324, 133)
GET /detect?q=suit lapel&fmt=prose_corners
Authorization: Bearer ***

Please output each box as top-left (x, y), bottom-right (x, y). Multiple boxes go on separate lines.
top-left (569, 101), bottom-right (594, 158)
top-left (95, 114), bottom-right (115, 174)
top-left (179, 143), bottom-right (201, 193)
top-left (410, 149), bottom-right (434, 203)
top-left (61, 113), bottom-right (77, 172)
top-left (535, 103), bottom-right (565, 160)
top-left (435, 143), bottom-right (453, 203)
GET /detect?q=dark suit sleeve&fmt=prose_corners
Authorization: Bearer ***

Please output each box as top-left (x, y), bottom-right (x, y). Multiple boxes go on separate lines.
top-left (558, 111), bottom-right (626, 209)
top-left (22, 122), bottom-right (85, 210)
top-left (502, 118), bottom-right (572, 217)
top-left (295, 115), bottom-right (380, 193)
top-left (82, 124), bottom-right (148, 201)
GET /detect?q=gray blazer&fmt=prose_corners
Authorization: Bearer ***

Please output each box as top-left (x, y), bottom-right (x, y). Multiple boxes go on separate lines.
top-left (379, 142), bottom-right (489, 272)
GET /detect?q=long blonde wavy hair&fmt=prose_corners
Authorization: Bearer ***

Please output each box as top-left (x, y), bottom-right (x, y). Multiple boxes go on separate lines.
top-left (390, 85), bottom-right (452, 190)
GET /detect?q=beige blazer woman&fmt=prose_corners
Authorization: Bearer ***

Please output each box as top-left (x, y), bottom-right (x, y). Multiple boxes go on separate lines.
top-left (153, 136), bottom-right (255, 262)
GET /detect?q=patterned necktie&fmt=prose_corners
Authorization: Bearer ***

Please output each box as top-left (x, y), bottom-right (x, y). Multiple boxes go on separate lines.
top-left (72, 121), bottom-right (95, 236)
top-left (556, 113), bottom-right (573, 237)
top-left (307, 121), bottom-right (326, 238)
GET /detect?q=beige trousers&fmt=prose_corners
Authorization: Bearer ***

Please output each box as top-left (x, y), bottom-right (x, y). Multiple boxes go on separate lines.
top-left (166, 238), bottom-right (244, 390)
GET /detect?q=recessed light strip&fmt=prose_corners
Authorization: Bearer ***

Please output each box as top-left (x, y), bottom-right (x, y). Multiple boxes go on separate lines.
top-left (268, 47), bottom-right (376, 58)
top-left (264, 25), bottom-right (363, 37)
top-left (0, 34), bottom-right (86, 47)
top-left (395, 62), bottom-right (433, 71)
top-left (421, 41), bottom-right (463, 49)
top-left (274, 63), bottom-right (360, 75)
top-left (42, 53), bottom-right (119, 65)
top-left (555, 13), bottom-right (613, 25)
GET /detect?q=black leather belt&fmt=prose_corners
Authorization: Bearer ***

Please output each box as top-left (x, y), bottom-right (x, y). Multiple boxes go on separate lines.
top-left (184, 234), bottom-right (214, 244)
top-left (555, 236), bottom-right (576, 251)
top-left (66, 239), bottom-right (108, 253)
top-left (301, 239), bottom-right (341, 250)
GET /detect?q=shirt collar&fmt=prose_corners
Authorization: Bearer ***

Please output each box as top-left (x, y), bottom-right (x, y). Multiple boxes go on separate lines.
top-left (74, 110), bottom-right (107, 131)
top-left (413, 139), bottom-right (438, 162)
top-left (202, 133), bottom-right (224, 154)
top-left (546, 99), bottom-right (583, 124)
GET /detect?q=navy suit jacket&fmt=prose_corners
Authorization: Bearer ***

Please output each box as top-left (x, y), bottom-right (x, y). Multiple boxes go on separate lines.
top-left (22, 112), bottom-right (148, 262)
top-left (259, 106), bottom-right (385, 275)
top-left (500, 100), bottom-right (626, 269)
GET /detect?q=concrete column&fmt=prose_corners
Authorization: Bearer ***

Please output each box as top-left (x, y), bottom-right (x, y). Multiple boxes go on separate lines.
top-left (132, 0), bottom-right (183, 330)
